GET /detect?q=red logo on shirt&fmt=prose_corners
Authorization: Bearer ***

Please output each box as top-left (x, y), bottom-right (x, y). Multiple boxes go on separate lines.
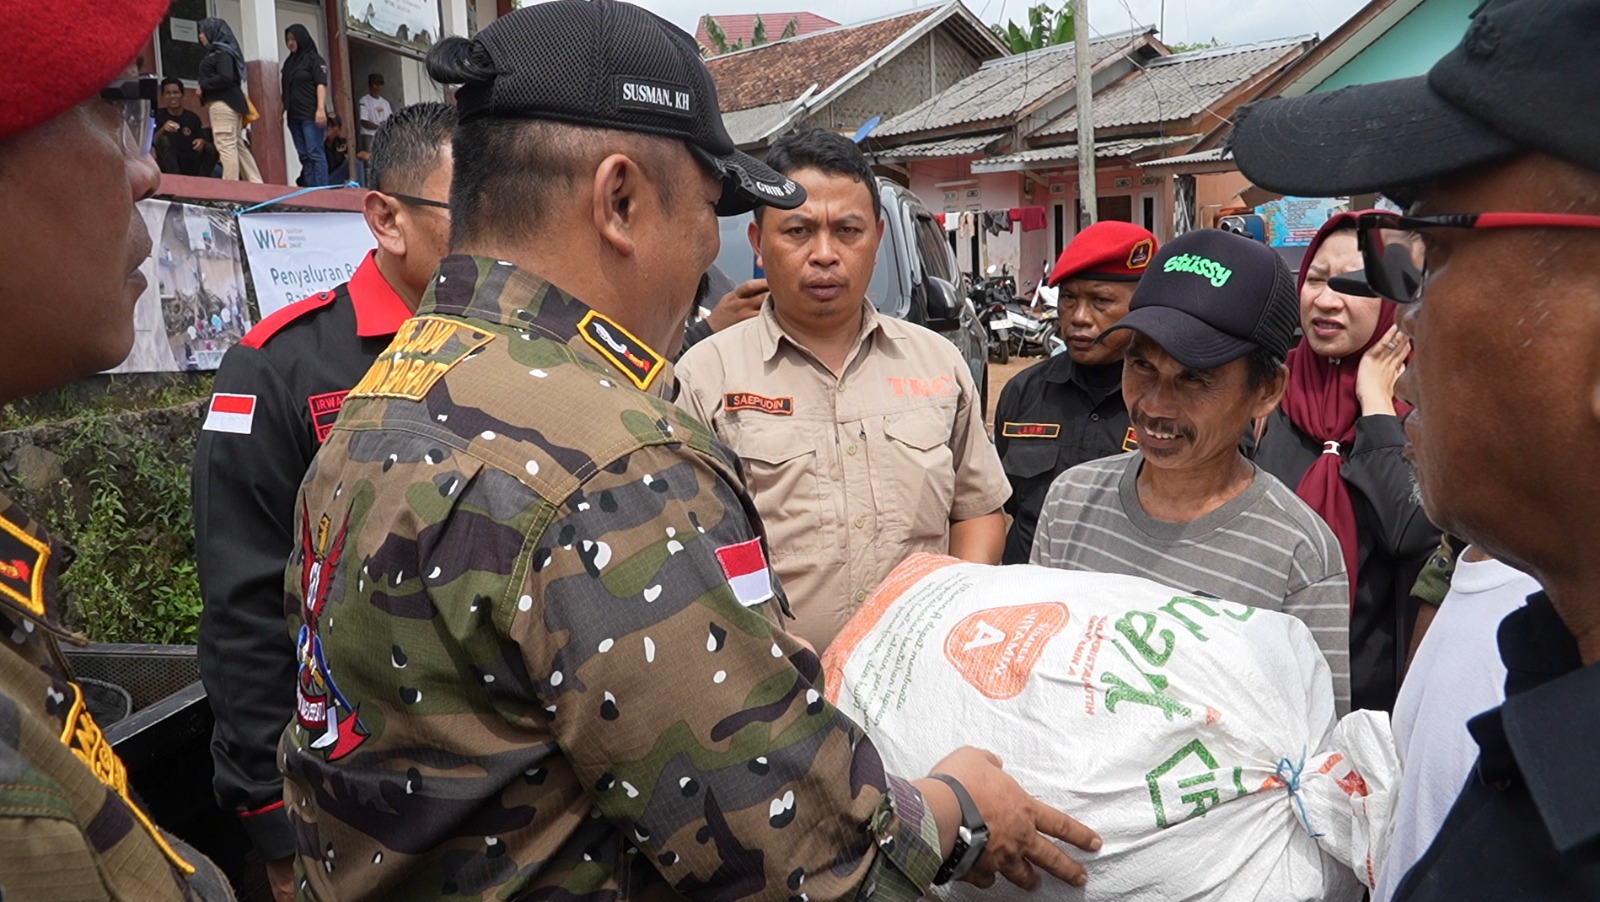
top-left (307, 391), bottom-right (348, 443)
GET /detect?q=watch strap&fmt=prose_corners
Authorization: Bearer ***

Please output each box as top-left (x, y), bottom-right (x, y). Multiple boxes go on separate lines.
top-left (928, 773), bottom-right (988, 885)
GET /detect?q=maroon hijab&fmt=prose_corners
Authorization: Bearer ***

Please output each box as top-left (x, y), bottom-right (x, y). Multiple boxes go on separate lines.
top-left (1279, 211), bottom-right (1410, 607)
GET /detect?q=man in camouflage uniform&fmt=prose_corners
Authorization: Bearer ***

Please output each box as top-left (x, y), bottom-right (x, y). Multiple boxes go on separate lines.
top-left (0, 0), bottom-right (232, 897)
top-left (281, 2), bottom-right (1100, 899)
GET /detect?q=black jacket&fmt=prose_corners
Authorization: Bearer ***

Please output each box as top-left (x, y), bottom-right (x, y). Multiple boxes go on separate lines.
top-left (197, 46), bottom-right (248, 116)
top-left (1252, 409), bottom-right (1439, 712)
top-left (193, 254), bottom-right (409, 859)
top-left (993, 354), bottom-right (1134, 564)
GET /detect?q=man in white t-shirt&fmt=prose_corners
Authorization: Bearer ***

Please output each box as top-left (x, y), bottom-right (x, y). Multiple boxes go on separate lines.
top-left (1372, 547), bottom-right (1539, 902)
top-left (355, 72), bottom-right (392, 182)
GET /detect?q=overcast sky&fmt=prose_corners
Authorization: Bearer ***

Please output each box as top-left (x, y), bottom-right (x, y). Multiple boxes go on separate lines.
top-left (639, 0), bottom-right (1368, 49)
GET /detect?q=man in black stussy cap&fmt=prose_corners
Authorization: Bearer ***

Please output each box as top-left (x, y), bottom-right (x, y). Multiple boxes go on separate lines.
top-left (1029, 228), bottom-right (1354, 713)
top-left (1230, 1), bottom-right (1600, 898)
top-left (276, 1), bottom-right (1103, 898)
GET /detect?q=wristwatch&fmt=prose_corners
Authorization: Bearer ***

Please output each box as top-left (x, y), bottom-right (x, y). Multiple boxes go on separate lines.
top-left (929, 773), bottom-right (989, 885)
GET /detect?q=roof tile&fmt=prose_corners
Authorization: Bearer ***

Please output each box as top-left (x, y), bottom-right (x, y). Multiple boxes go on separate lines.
top-left (708, 9), bottom-right (939, 112)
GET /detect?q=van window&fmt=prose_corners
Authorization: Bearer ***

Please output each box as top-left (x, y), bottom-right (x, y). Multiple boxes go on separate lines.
top-left (914, 215), bottom-right (955, 284)
top-left (869, 225), bottom-right (903, 317)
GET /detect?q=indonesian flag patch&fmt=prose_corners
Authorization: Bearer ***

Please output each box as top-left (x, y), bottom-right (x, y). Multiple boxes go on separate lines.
top-left (203, 393), bottom-right (257, 434)
top-left (715, 538), bottom-right (774, 608)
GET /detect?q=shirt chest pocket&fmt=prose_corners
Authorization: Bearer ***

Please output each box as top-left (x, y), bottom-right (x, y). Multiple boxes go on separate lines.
top-left (1001, 440), bottom-right (1059, 481)
top-left (881, 410), bottom-right (957, 541)
top-left (733, 426), bottom-right (830, 557)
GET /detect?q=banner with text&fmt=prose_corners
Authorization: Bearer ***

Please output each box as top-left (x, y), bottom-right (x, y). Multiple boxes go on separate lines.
top-left (239, 212), bottom-right (375, 318)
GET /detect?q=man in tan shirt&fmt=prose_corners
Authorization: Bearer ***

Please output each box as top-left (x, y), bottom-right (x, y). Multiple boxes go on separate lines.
top-left (677, 128), bottom-right (1009, 651)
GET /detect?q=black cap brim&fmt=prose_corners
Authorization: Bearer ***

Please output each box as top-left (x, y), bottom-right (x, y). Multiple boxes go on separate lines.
top-left (690, 145), bottom-right (806, 216)
top-left (1328, 269), bottom-right (1377, 298)
top-left (1230, 76), bottom-right (1521, 204)
top-left (1101, 307), bottom-right (1260, 370)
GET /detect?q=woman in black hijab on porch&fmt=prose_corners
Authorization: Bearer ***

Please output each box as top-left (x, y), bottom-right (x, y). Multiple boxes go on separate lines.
top-left (281, 23), bottom-right (330, 187)
top-left (197, 17), bottom-right (262, 182)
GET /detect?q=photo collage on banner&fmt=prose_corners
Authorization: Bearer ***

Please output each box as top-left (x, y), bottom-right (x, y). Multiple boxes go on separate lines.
top-left (112, 200), bottom-right (254, 373)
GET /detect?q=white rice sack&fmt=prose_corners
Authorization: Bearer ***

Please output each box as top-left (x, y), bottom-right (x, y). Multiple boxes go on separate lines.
top-left (820, 554), bottom-right (1398, 902)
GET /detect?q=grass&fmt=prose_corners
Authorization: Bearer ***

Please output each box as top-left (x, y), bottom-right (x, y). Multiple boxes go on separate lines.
top-left (37, 415), bottom-right (203, 645)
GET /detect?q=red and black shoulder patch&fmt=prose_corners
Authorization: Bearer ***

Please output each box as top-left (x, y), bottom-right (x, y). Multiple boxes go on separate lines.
top-left (242, 289), bottom-right (341, 349)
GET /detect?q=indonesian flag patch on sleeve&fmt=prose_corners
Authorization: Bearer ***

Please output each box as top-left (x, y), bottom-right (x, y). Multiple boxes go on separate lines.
top-left (715, 538), bottom-right (774, 608)
top-left (203, 393), bottom-right (257, 434)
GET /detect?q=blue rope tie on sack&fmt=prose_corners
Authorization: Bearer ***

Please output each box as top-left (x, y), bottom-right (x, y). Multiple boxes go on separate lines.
top-left (1275, 751), bottom-right (1323, 839)
top-left (232, 181), bottom-right (363, 218)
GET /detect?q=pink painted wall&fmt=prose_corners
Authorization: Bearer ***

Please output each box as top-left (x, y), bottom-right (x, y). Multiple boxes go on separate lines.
top-left (905, 155), bottom-right (1169, 284)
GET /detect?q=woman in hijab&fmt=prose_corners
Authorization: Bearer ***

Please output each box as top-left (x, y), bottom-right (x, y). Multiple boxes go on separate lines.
top-left (196, 17), bottom-right (262, 182)
top-left (281, 24), bottom-right (330, 187)
top-left (1253, 210), bottom-right (1439, 714)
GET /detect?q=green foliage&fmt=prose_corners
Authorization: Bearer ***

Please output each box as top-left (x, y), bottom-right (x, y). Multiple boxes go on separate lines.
top-left (1169, 37), bottom-right (1222, 53)
top-left (2, 374), bottom-right (212, 430)
top-left (990, 3), bottom-right (1076, 53)
top-left (700, 13), bottom-right (800, 55)
top-left (45, 417), bottom-right (202, 645)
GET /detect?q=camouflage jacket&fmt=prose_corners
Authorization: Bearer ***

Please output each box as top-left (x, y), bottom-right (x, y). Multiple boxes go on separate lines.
top-left (282, 256), bottom-right (943, 901)
top-left (0, 494), bottom-right (232, 901)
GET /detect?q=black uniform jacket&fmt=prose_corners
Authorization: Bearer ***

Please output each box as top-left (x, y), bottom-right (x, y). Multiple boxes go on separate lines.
top-left (1394, 592), bottom-right (1600, 901)
top-left (1252, 408), bottom-right (1439, 712)
top-left (993, 354), bottom-right (1135, 564)
top-left (192, 252), bottom-right (410, 859)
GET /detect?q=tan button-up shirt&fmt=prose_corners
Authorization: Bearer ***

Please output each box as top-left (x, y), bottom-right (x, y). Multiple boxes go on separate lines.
top-left (676, 300), bottom-right (1009, 651)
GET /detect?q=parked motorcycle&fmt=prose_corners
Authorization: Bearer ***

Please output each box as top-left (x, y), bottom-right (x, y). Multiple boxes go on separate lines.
top-left (1003, 300), bottom-right (1058, 358)
top-left (971, 264), bottom-right (1016, 363)
top-left (1030, 258), bottom-right (1058, 310)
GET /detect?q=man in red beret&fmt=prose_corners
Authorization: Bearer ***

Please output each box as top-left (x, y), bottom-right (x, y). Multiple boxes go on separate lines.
top-left (993, 221), bottom-right (1157, 563)
top-left (0, 1), bottom-right (232, 897)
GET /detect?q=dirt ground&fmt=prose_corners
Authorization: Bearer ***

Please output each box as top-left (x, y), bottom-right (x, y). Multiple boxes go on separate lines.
top-left (985, 355), bottom-right (1044, 431)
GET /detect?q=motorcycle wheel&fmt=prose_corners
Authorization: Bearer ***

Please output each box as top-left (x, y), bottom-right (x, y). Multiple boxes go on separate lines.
top-left (995, 333), bottom-right (1009, 364)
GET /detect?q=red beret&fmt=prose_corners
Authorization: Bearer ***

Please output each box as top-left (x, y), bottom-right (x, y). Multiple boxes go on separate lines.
top-left (1048, 221), bottom-right (1159, 286)
top-left (0, 0), bottom-right (173, 140)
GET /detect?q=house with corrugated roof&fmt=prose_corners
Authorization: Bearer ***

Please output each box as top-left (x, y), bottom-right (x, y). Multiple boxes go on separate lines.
top-left (705, 2), bottom-right (1007, 153)
top-left (1145, 0), bottom-right (1480, 240)
top-left (868, 29), bottom-right (1312, 278)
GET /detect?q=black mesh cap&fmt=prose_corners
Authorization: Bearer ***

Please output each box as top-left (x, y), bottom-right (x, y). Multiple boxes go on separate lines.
top-left (429, 0), bottom-right (804, 215)
top-left (1101, 229), bottom-right (1298, 370)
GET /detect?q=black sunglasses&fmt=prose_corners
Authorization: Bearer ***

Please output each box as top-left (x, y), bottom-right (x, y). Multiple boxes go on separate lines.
top-left (1357, 210), bottom-right (1600, 303)
top-left (101, 74), bottom-right (159, 157)
top-left (387, 193), bottom-right (450, 210)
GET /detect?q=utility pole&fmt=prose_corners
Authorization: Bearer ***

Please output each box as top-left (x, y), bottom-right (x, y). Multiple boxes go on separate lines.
top-left (1074, 0), bottom-right (1097, 228)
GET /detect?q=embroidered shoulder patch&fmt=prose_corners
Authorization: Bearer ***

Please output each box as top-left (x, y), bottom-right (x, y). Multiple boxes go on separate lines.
top-left (1000, 422), bottom-right (1061, 439)
top-left (59, 682), bottom-right (195, 875)
top-left (0, 514), bottom-right (48, 618)
top-left (350, 316), bottom-right (492, 401)
top-left (203, 393), bottom-right (257, 435)
top-left (307, 391), bottom-right (348, 443)
top-left (579, 311), bottom-right (664, 390)
top-left (715, 538), bottom-right (774, 608)
top-left (723, 392), bottom-right (794, 416)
